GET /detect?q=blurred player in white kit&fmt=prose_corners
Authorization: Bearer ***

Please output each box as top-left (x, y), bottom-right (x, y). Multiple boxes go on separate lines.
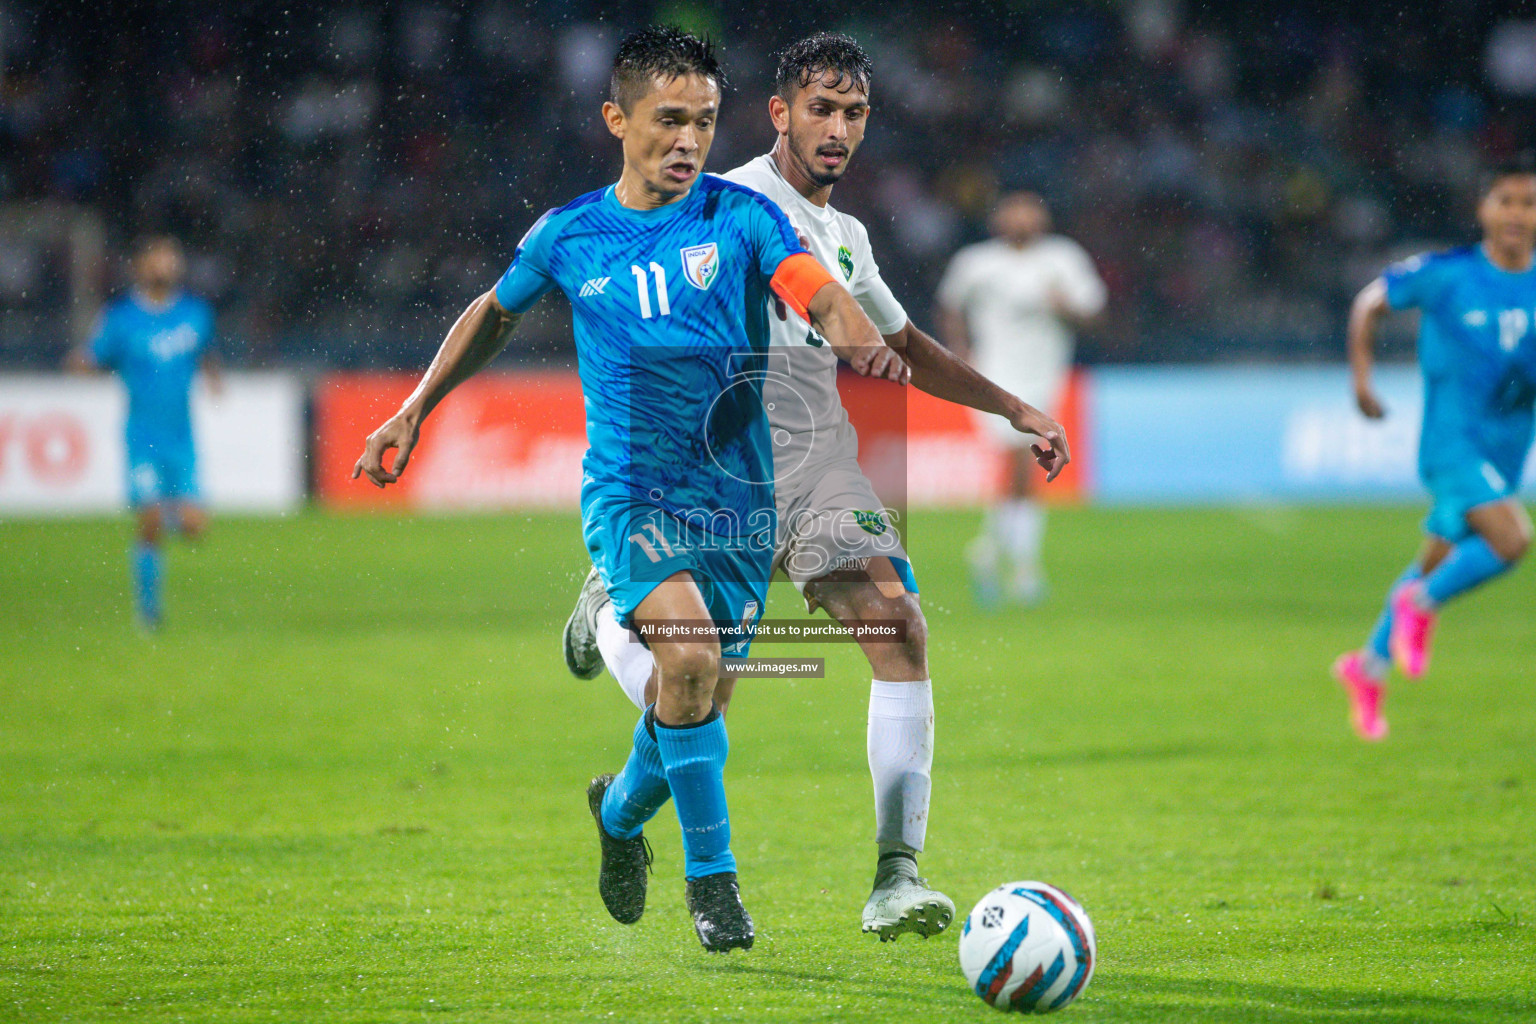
top-left (937, 193), bottom-right (1106, 605)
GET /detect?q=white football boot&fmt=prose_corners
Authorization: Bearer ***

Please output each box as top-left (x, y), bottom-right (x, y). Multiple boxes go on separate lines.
top-left (562, 566), bottom-right (607, 680)
top-left (861, 856), bottom-right (955, 942)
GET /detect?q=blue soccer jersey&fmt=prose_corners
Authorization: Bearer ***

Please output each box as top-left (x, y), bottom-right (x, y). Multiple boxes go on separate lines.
top-left (90, 290), bottom-right (215, 448)
top-left (90, 290), bottom-right (216, 505)
top-left (1384, 245), bottom-right (1536, 536)
top-left (494, 176), bottom-right (809, 637)
top-left (495, 176), bottom-right (806, 526)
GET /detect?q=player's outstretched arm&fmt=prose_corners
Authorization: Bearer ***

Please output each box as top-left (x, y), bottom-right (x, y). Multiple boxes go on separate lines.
top-left (802, 280), bottom-right (909, 384)
top-left (898, 322), bottom-right (1070, 482)
top-left (353, 290), bottom-right (521, 487)
top-left (935, 304), bottom-right (971, 361)
top-left (1347, 277), bottom-right (1390, 419)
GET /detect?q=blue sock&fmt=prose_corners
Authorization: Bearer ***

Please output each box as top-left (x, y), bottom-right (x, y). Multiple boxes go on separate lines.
top-left (600, 709), bottom-right (671, 840)
top-left (1366, 565), bottom-right (1421, 661)
top-left (1423, 536), bottom-right (1513, 608)
top-left (655, 709), bottom-right (736, 879)
top-left (132, 542), bottom-right (163, 624)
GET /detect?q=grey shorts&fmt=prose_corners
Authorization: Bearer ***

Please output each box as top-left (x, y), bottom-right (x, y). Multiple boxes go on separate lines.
top-left (772, 456), bottom-right (913, 592)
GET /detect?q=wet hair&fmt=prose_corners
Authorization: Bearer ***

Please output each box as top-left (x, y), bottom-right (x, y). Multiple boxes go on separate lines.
top-left (609, 26), bottom-right (725, 113)
top-left (773, 32), bottom-right (872, 99)
top-left (1481, 152), bottom-right (1536, 196)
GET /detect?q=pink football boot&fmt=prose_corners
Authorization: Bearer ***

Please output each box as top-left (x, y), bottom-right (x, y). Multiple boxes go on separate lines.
top-left (1332, 651), bottom-right (1388, 741)
top-left (1389, 584), bottom-right (1437, 679)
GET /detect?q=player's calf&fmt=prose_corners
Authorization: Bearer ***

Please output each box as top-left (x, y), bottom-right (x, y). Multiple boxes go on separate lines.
top-left (130, 506), bottom-right (166, 629)
top-left (1394, 505), bottom-right (1527, 677)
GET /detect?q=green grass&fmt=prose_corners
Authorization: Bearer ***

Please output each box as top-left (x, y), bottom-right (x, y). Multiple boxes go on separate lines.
top-left (2, 507), bottom-right (1533, 1023)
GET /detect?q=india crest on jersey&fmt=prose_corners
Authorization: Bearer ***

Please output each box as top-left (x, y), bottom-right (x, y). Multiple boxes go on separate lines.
top-left (681, 243), bottom-right (720, 291)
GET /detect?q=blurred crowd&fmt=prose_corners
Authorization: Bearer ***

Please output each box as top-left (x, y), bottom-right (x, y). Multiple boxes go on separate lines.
top-left (2, 0), bottom-right (1535, 368)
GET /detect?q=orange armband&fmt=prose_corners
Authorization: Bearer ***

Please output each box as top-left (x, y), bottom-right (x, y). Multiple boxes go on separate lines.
top-left (769, 252), bottom-right (838, 321)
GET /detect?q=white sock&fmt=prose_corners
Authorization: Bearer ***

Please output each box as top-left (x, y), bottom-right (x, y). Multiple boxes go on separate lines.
top-left (969, 513), bottom-right (1000, 573)
top-left (1001, 499), bottom-right (1045, 566)
top-left (986, 505), bottom-right (1008, 555)
top-left (868, 678), bottom-right (934, 856)
top-left (596, 602), bottom-right (655, 711)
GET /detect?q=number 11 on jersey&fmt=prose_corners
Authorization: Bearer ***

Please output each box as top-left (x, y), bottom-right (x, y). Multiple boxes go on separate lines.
top-left (632, 263), bottom-right (671, 319)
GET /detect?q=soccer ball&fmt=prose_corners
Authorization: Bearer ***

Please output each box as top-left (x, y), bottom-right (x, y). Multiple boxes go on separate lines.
top-left (958, 881), bottom-right (1096, 1013)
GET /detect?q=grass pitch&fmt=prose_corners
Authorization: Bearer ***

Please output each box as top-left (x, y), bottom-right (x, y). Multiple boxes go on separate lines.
top-left (2, 507), bottom-right (1534, 1023)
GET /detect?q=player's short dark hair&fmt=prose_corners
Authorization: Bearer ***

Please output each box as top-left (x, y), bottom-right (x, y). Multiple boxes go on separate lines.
top-left (609, 26), bottom-right (725, 113)
top-left (131, 234), bottom-right (182, 259)
top-left (773, 32), bottom-right (872, 100)
top-left (1481, 152), bottom-right (1536, 195)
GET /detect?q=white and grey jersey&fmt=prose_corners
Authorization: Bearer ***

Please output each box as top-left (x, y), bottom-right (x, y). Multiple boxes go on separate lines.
top-left (935, 235), bottom-right (1105, 394)
top-left (723, 155), bottom-right (909, 492)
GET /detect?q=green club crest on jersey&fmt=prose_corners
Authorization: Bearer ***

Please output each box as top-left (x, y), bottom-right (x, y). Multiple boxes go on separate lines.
top-left (838, 245), bottom-right (854, 280)
top-left (853, 510), bottom-right (887, 535)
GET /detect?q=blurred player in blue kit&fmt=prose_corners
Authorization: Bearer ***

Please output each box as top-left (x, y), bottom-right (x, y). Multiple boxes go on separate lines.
top-left (352, 27), bottom-right (907, 952)
top-left (1335, 160), bottom-right (1536, 740)
top-left (68, 236), bottom-right (219, 630)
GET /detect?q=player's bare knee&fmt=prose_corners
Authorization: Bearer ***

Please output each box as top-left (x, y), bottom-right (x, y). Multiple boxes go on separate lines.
top-left (658, 641), bottom-right (720, 700)
top-left (1477, 504), bottom-right (1532, 562)
top-left (1510, 506), bottom-right (1533, 561)
top-left (180, 507), bottom-right (208, 540)
top-left (1497, 529), bottom-right (1530, 563)
top-left (137, 507), bottom-right (164, 544)
top-left (803, 579), bottom-right (850, 623)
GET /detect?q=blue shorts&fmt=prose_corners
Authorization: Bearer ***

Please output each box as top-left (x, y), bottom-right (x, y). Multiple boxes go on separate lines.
top-left (1422, 457), bottom-right (1520, 542)
top-left (126, 438), bottom-right (200, 507)
top-left (584, 496), bottom-right (772, 659)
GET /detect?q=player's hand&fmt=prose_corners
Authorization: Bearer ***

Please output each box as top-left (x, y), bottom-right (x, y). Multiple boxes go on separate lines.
top-left (1010, 405), bottom-right (1071, 482)
top-left (1354, 384), bottom-right (1386, 419)
top-left (353, 411), bottom-right (421, 488)
top-left (843, 342), bottom-right (910, 385)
